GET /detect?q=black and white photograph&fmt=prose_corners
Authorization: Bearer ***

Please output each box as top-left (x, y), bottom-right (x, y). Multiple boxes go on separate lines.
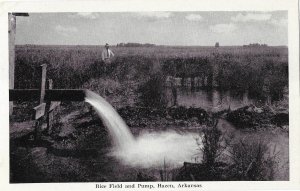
top-left (1, 0), bottom-right (300, 190)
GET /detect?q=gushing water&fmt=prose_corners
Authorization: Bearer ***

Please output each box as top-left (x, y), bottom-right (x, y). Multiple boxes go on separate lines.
top-left (85, 90), bottom-right (134, 149)
top-left (85, 90), bottom-right (200, 168)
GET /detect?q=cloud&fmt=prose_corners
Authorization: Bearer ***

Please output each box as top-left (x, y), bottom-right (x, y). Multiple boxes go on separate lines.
top-left (136, 12), bottom-right (173, 19)
top-left (185, 14), bottom-right (203, 21)
top-left (270, 18), bottom-right (287, 27)
top-left (69, 12), bottom-right (100, 19)
top-left (231, 13), bottom-right (272, 22)
top-left (210, 23), bottom-right (237, 34)
top-left (55, 25), bottom-right (78, 36)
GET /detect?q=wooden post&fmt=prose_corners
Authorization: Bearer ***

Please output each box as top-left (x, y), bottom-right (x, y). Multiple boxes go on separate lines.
top-left (10, 89), bottom-right (86, 101)
top-left (34, 64), bottom-right (47, 140)
top-left (46, 79), bottom-right (60, 134)
top-left (9, 13), bottom-right (16, 115)
top-left (9, 13), bottom-right (29, 115)
top-left (39, 64), bottom-right (47, 104)
top-left (46, 79), bottom-right (53, 134)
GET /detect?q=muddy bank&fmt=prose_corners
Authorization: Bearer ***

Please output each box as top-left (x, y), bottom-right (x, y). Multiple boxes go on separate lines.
top-left (226, 105), bottom-right (288, 130)
top-left (118, 106), bottom-right (209, 128)
top-left (10, 103), bottom-right (289, 182)
top-left (10, 108), bottom-right (110, 183)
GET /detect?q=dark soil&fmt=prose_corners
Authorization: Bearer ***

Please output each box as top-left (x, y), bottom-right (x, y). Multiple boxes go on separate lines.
top-left (226, 105), bottom-right (288, 130)
top-left (118, 106), bottom-right (209, 128)
top-left (10, 103), bottom-right (289, 182)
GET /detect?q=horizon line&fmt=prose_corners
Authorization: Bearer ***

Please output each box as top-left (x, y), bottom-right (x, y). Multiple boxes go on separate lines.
top-left (15, 44), bottom-right (288, 47)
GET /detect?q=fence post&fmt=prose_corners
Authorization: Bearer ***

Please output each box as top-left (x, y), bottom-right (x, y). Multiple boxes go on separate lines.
top-left (46, 79), bottom-right (53, 134)
top-left (9, 13), bottom-right (16, 115)
top-left (39, 64), bottom-right (47, 103)
top-left (9, 13), bottom-right (29, 115)
top-left (34, 64), bottom-right (47, 141)
top-left (46, 79), bottom-right (61, 135)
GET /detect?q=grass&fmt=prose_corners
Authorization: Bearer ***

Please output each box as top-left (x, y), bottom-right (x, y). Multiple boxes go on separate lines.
top-left (199, 118), bottom-right (223, 166)
top-left (175, 119), bottom-right (279, 181)
top-left (15, 45), bottom-right (288, 103)
top-left (227, 137), bottom-right (278, 180)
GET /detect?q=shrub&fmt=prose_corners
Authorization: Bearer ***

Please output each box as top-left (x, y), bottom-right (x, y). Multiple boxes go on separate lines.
top-left (174, 118), bottom-right (227, 181)
top-left (200, 118), bottom-right (223, 166)
top-left (82, 78), bottom-right (121, 97)
top-left (174, 119), bottom-right (278, 181)
top-left (82, 78), bottom-right (136, 108)
top-left (137, 74), bottom-right (169, 108)
top-left (227, 137), bottom-right (278, 180)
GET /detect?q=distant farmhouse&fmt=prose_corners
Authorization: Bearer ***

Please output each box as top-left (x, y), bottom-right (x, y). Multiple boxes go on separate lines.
top-left (243, 43), bottom-right (268, 47)
top-left (215, 42), bottom-right (220, 48)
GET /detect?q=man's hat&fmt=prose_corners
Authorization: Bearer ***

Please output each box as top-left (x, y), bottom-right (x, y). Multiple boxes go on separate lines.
top-left (105, 43), bottom-right (109, 47)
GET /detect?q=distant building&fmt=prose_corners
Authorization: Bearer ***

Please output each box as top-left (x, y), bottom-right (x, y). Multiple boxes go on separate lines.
top-left (243, 43), bottom-right (268, 47)
top-left (215, 42), bottom-right (219, 48)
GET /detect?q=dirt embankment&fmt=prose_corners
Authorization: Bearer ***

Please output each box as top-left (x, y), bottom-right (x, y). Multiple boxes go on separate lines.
top-left (226, 105), bottom-right (288, 130)
top-left (118, 106), bottom-right (209, 128)
top-left (10, 102), bottom-right (289, 182)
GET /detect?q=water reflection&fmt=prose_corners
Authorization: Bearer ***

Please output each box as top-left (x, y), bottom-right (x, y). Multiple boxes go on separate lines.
top-left (177, 88), bottom-right (259, 112)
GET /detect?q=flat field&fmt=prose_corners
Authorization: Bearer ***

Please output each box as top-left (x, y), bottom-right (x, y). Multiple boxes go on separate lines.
top-left (10, 45), bottom-right (289, 182)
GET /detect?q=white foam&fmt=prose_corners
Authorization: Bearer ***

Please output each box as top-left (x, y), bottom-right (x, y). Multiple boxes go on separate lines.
top-left (85, 90), bottom-right (201, 168)
top-left (111, 130), bottom-right (201, 168)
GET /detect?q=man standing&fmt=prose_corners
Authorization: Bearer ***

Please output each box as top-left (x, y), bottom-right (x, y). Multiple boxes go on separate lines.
top-left (102, 43), bottom-right (114, 62)
top-left (101, 43), bottom-right (115, 73)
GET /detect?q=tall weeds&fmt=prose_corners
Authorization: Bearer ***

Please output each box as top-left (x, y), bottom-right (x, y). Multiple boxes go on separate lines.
top-left (200, 118), bottom-right (223, 166)
top-left (15, 45), bottom-right (288, 102)
top-left (227, 137), bottom-right (278, 180)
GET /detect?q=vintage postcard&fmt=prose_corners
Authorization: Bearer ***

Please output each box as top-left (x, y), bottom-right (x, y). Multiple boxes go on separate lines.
top-left (0, 0), bottom-right (299, 190)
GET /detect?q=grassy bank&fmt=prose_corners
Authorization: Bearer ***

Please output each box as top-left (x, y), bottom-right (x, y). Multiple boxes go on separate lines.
top-left (15, 45), bottom-right (288, 101)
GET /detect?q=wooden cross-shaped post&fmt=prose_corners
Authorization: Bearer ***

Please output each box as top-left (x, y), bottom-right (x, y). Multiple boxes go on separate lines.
top-left (32, 65), bottom-right (61, 139)
top-left (33, 64), bottom-right (47, 140)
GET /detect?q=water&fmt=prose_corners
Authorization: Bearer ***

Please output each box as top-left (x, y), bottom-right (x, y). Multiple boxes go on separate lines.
top-left (177, 89), bottom-right (256, 112)
top-left (110, 131), bottom-right (200, 168)
top-left (85, 90), bottom-right (200, 168)
top-left (85, 90), bottom-right (134, 149)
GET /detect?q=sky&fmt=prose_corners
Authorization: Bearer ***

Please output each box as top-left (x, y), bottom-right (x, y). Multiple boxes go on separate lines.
top-left (15, 11), bottom-right (288, 46)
